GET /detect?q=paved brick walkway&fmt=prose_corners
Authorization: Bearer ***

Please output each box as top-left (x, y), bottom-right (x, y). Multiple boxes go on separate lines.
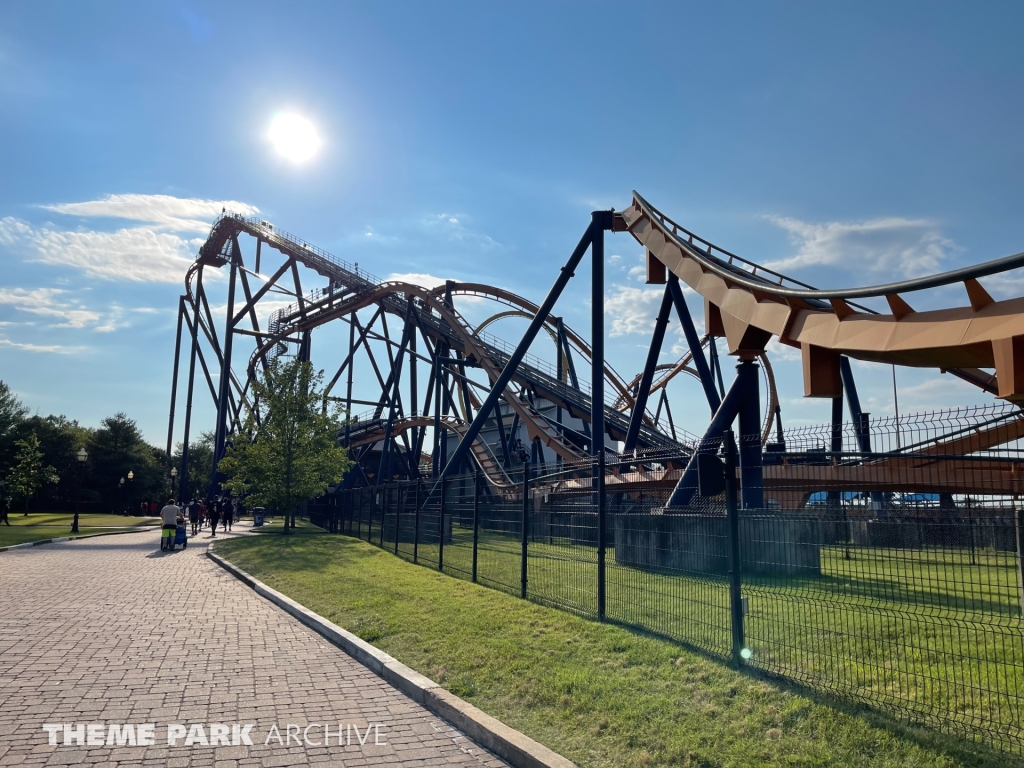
top-left (0, 525), bottom-right (508, 767)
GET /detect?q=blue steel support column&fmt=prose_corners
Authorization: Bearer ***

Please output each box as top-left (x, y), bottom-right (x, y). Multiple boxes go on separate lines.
top-left (438, 222), bottom-right (596, 479)
top-left (432, 355), bottom-right (442, 478)
top-left (210, 256), bottom-right (238, 495)
top-left (377, 300), bottom-right (414, 484)
top-left (736, 359), bottom-right (763, 509)
top-left (709, 336), bottom-right (726, 398)
top-left (839, 356), bottom-right (870, 453)
top-left (591, 210), bottom-right (612, 621)
top-left (166, 296), bottom-right (186, 469)
top-left (344, 314), bottom-right (355, 448)
top-left (666, 374), bottom-right (748, 508)
top-left (554, 317), bottom-right (564, 450)
top-left (668, 274), bottom-right (721, 413)
top-left (439, 348), bottom-right (450, 473)
top-left (828, 385), bottom-right (844, 507)
top-left (557, 321), bottom-right (589, 440)
top-left (495, 402), bottom-right (513, 468)
top-left (178, 278), bottom-right (202, 502)
top-left (623, 284), bottom-right (673, 453)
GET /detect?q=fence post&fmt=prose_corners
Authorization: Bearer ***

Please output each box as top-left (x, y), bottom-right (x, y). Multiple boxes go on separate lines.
top-left (521, 462), bottom-right (530, 599)
top-left (380, 485), bottom-right (388, 547)
top-left (967, 496), bottom-right (976, 566)
top-left (414, 480), bottom-right (421, 563)
top-left (724, 429), bottom-right (746, 667)
top-left (1016, 506), bottom-right (1024, 619)
top-left (394, 483), bottom-right (401, 554)
top-left (597, 451), bottom-right (606, 620)
top-left (357, 490), bottom-right (363, 539)
top-left (438, 476), bottom-right (447, 572)
top-left (472, 471), bottom-right (481, 583)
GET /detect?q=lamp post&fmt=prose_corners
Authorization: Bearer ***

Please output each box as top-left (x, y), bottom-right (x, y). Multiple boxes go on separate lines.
top-left (126, 470), bottom-right (134, 516)
top-left (0, 478), bottom-right (7, 525)
top-left (170, 466), bottom-right (178, 499)
top-left (73, 448), bottom-right (87, 533)
top-left (119, 477), bottom-right (125, 515)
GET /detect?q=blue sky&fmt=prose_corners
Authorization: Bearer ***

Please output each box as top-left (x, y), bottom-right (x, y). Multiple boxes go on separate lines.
top-left (1, 1), bottom-right (1023, 443)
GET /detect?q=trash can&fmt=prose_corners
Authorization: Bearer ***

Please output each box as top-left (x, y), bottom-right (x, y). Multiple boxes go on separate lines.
top-left (253, 508), bottom-right (264, 527)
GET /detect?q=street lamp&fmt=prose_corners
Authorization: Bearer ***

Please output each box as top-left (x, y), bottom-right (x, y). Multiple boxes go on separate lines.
top-left (126, 470), bottom-right (134, 516)
top-left (118, 477), bottom-right (125, 515)
top-left (170, 466), bottom-right (178, 498)
top-left (73, 448), bottom-right (87, 533)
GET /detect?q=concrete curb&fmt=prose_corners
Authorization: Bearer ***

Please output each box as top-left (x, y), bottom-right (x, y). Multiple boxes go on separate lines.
top-left (207, 545), bottom-right (576, 768)
top-left (0, 525), bottom-right (157, 553)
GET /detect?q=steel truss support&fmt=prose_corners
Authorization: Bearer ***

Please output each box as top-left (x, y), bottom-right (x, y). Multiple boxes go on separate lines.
top-left (667, 359), bottom-right (762, 509)
top-left (377, 300), bottom-right (414, 484)
top-left (840, 356), bottom-right (871, 454)
top-left (736, 359), bottom-right (763, 508)
top-left (209, 250), bottom-right (238, 496)
top-left (166, 295), bottom-right (186, 466)
top-left (668, 274), bottom-right (721, 413)
top-left (178, 266), bottom-right (204, 501)
top-left (623, 283), bottom-right (673, 453)
top-left (438, 216), bottom-right (609, 479)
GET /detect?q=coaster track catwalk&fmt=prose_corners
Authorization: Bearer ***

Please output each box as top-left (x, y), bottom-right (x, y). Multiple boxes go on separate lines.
top-left (166, 194), bottom-right (1024, 508)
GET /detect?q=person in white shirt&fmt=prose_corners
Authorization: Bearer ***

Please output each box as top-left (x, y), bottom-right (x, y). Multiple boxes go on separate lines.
top-left (160, 499), bottom-right (180, 551)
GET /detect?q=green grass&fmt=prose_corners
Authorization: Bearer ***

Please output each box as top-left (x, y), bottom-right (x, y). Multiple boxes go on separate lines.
top-left (247, 517), bottom-right (322, 535)
top-left (3, 512), bottom-right (159, 528)
top-left (0, 513), bottom-right (157, 547)
top-left (215, 530), bottom-right (1016, 768)
top-left (357, 515), bottom-right (1024, 751)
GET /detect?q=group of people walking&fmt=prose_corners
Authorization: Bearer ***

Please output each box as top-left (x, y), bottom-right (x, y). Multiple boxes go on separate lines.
top-left (183, 497), bottom-right (237, 536)
top-left (158, 495), bottom-right (244, 550)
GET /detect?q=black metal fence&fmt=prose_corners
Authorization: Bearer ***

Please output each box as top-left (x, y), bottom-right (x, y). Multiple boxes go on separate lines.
top-left (311, 435), bottom-right (1024, 755)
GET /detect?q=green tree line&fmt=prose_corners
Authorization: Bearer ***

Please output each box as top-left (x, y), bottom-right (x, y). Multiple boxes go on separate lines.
top-left (0, 380), bottom-right (214, 513)
top-left (2, 359), bottom-right (351, 524)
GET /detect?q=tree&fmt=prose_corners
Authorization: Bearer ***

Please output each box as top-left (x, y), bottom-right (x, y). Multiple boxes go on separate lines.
top-left (17, 414), bottom-right (90, 508)
top-left (171, 430), bottom-right (215, 501)
top-left (9, 433), bottom-right (59, 513)
top-left (88, 413), bottom-right (164, 512)
top-left (0, 380), bottom-right (28, 475)
top-left (219, 358), bottom-right (350, 534)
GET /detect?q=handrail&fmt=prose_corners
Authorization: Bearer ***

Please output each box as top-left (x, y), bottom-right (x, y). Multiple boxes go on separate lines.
top-left (633, 191), bottom-right (1024, 303)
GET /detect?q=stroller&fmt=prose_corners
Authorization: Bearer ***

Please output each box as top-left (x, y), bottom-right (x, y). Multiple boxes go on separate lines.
top-left (167, 521), bottom-right (188, 551)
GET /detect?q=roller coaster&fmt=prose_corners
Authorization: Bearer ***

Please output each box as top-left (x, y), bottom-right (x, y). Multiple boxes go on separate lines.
top-left (166, 193), bottom-right (1024, 509)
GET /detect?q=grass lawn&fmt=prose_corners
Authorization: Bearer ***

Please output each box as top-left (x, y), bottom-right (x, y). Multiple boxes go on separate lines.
top-left (3, 512), bottom-right (159, 528)
top-left (215, 530), bottom-right (1012, 767)
top-left (0, 512), bottom-right (159, 547)
top-left (353, 512), bottom-right (1024, 752)
top-left (246, 517), bottom-right (320, 535)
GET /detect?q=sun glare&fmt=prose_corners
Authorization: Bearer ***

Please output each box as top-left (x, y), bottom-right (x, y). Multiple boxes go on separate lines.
top-left (269, 113), bottom-right (321, 163)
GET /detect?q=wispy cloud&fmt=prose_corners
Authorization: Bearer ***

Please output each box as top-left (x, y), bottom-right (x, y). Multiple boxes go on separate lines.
top-left (0, 193), bottom-right (258, 283)
top-left (0, 287), bottom-right (101, 328)
top-left (606, 250), bottom-right (690, 340)
top-left (606, 285), bottom-right (665, 337)
top-left (0, 287), bottom-right (144, 333)
top-left (0, 337), bottom-right (84, 354)
top-left (42, 193), bottom-right (258, 234)
top-left (764, 215), bottom-right (960, 278)
top-left (0, 220), bottom-right (199, 283)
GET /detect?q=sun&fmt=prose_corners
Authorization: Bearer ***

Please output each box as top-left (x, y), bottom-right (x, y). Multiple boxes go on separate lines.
top-left (268, 113), bottom-right (321, 163)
